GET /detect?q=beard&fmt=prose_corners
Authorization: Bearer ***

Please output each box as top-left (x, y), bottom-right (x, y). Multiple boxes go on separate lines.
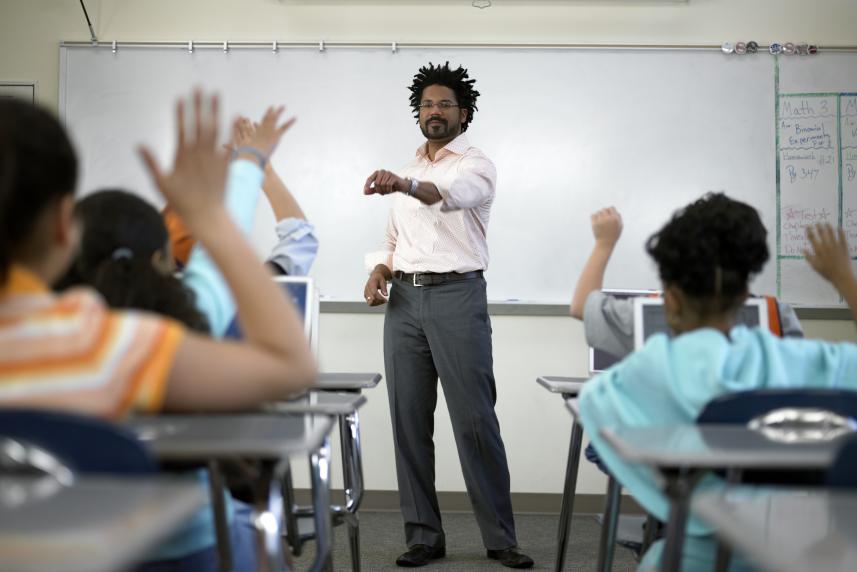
top-left (420, 118), bottom-right (458, 140)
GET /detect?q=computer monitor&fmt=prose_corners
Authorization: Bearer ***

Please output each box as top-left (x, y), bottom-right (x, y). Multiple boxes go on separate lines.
top-left (225, 276), bottom-right (319, 357)
top-left (589, 289), bottom-right (658, 374)
top-left (633, 297), bottom-right (769, 350)
top-left (273, 276), bottom-right (319, 356)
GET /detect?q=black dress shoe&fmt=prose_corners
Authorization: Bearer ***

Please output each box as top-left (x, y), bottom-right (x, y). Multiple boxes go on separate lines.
top-left (395, 544), bottom-right (446, 567)
top-left (486, 547), bottom-right (535, 569)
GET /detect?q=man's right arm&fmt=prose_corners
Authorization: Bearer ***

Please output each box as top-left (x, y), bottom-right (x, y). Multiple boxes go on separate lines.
top-left (363, 211), bottom-right (397, 306)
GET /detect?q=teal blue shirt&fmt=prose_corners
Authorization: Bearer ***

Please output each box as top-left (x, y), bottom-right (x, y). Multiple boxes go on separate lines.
top-left (580, 325), bottom-right (857, 571)
top-left (182, 160), bottom-right (319, 337)
top-left (182, 159), bottom-right (263, 336)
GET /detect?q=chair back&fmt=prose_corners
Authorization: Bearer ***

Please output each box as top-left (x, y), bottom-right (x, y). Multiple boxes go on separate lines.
top-left (698, 389), bottom-right (857, 426)
top-left (827, 435), bottom-right (857, 488)
top-left (0, 409), bottom-right (157, 476)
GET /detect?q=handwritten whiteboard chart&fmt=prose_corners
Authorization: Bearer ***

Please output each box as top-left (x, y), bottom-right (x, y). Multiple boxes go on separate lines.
top-left (58, 45), bottom-right (857, 306)
top-left (778, 53), bottom-right (857, 306)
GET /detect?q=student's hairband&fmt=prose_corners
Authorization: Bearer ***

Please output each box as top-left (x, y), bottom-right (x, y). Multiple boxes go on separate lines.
top-left (111, 247), bottom-right (134, 261)
top-left (231, 146), bottom-right (268, 169)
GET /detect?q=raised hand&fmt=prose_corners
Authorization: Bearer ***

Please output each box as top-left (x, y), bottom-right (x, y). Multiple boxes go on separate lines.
top-left (591, 207), bottom-right (623, 248)
top-left (138, 90), bottom-right (229, 225)
top-left (248, 106), bottom-right (296, 158)
top-left (805, 223), bottom-right (854, 286)
top-left (232, 116), bottom-right (255, 149)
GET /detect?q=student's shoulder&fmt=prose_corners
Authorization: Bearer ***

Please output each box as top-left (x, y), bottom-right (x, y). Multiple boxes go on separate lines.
top-left (60, 286), bottom-right (185, 344)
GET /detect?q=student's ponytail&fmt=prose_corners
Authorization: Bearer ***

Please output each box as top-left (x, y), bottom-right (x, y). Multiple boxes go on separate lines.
top-left (90, 254), bottom-right (211, 333)
top-left (57, 189), bottom-right (210, 334)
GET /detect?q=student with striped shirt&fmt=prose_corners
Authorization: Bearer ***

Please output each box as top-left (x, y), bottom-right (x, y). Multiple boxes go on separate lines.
top-left (0, 92), bottom-right (315, 570)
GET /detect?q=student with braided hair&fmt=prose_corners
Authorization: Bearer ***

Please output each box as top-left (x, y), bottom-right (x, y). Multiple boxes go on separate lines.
top-left (362, 62), bottom-right (533, 569)
top-left (578, 193), bottom-right (857, 572)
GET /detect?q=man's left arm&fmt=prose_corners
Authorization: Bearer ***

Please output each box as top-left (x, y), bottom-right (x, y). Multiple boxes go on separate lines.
top-left (435, 155), bottom-right (497, 211)
top-left (405, 156), bottom-right (496, 209)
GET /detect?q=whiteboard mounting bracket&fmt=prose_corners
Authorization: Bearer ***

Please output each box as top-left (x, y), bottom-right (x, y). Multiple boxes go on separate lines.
top-left (223, 41), bottom-right (229, 53)
top-left (272, 41), bottom-right (279, 53)
top-left (319, 40), bottom-right (325, 52)
top-left (392, 42), bottom-right (398, 53)
top-left (111, 40), bottom-right (117, 54)
top-left (77, 0), bottom-right (98, 45)
top-left (188, 41), bottom-right (194, 54)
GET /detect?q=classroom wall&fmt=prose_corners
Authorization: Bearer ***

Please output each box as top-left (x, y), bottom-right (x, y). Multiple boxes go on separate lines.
top-left (3, 0), bottom-right (857, 497)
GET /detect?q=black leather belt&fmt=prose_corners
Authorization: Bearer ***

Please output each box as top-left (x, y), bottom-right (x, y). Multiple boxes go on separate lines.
top-left (394, 270), bottom-right (483, 287)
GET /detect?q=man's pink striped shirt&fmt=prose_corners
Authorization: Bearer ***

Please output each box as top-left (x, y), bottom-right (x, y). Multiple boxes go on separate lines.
top-left (365, 134), bottom-right (497, 274)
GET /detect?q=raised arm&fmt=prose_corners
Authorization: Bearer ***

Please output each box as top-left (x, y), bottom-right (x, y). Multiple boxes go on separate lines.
top-left (805, 223), bottom-right (857, 327)
top-left (139, 92), bottom-right (315, 411)
top-left (570, 207), bottom-right (623, 319)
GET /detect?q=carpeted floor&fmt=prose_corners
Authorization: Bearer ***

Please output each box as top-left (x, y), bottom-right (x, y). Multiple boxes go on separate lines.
top-left (292, 511), bottom-right (639, 571)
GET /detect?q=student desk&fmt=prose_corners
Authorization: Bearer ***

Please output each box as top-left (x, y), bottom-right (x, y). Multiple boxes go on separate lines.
top-left (266, 392), bottom-right (367, 572)
top-left (314, 372), bottom-right (381, 392)
top-left (535, 376), bottom-right (587, 572)
top-left (601, 425), bottom-right (844, 572)
top-left (0, 475), bottom-right (205, 572)
top-left (126, 413), bottom-right (335, 572)
top-left (694, 486), bottom-right (857, 572)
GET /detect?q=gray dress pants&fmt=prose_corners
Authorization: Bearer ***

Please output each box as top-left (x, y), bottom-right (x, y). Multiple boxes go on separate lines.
top-left (383, 275), bottom-right (517, 551)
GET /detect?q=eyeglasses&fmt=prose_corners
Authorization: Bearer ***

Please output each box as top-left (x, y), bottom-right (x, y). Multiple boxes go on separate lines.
top-left (418, 100), bottom-right (460, 111)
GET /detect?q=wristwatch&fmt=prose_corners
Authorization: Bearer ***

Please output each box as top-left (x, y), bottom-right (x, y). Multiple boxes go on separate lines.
top-left (405, 177), bottom-right (418, 196)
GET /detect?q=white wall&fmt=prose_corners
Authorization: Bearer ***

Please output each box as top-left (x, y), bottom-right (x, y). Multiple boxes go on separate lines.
top-left (3, 0), bottom-right (857, 495)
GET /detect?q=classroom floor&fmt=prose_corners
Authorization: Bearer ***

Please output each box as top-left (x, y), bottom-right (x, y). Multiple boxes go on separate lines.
top-left (292, 511), bottom-right (639, 571)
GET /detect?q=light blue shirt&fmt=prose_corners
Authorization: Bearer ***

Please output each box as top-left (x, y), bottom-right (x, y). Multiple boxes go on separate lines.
top-left (182, 160), bottom-right (318, 336)
top-left (182, 159), bottom-right (263, 336)
top-left (267, 217), bottom-right (319, 277)
top-left (579, 325), bottom-right (857, 571)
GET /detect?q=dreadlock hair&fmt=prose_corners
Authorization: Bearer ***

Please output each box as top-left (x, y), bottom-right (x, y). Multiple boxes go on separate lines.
top-left (56, 190), bottom-right (211, 334)
top-left (645, 192), bottom-right (770, 318)
top-left (408, 61), bottom-right (480, 132)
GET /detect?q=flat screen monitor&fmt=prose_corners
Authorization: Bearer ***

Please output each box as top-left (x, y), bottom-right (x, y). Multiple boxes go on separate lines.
top-left (589, 289), bottom-right (658, 374)
top-left (225, 276), bottom-right (318, 355)
top-left (633, 297), bottom-right (769, 350)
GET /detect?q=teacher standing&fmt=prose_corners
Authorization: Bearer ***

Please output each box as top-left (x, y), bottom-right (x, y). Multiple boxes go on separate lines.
top-left (363, 62), bottom-right (533, 569)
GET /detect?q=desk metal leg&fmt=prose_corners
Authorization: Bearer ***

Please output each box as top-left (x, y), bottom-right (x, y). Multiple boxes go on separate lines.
top-left (659, 470), bottom-right (703, 572)
top-left (309, 437), bottom-right (333, 572)
top-left (253, 460), bottom-right (289, 572)
top-left (553, 420), bottom-right (583, 572)
top-left (714, 543), bottom-right (732, 572)
top-left (207, 460), bottom-right (234, 572)
top-left (339, 410), bottom-right (364, 572)
top-left (641, 514), bottom-right (659, 557)
top-left (596, 475), bottom-right (621, 572)
top-left (281, 463), bottom-right (302, 557)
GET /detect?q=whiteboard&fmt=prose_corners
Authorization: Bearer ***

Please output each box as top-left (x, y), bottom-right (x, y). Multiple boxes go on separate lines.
top-left (60, 45), bottom-right (790, 303)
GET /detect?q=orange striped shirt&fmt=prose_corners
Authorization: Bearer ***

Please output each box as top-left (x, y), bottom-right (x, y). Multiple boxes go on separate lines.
top-left (0, 266), bottom-right (184, 419)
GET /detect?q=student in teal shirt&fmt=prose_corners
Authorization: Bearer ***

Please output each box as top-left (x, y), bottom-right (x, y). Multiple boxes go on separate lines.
top-left (182, 116), bottom-right (319, 337)
top-left (579, 193), bottom-right (857, 572)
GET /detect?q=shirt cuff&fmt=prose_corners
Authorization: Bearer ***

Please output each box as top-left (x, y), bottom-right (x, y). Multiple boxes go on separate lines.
top-left (275, 217), bottom-right (315, 241)
top-left (267, 218), bottom-right (319, 276)
top-left (365, 251), bottom-right (393, 273)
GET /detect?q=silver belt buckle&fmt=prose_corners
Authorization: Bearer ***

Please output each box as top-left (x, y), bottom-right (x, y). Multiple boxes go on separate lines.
top-left (412, 273), bottom-right (423, 287)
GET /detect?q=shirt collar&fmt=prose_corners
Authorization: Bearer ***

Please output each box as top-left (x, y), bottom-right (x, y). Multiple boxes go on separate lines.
top-left (415, 133), bottom-right (471, 161)
top-left (1, 265), bottom-right (50, 296)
